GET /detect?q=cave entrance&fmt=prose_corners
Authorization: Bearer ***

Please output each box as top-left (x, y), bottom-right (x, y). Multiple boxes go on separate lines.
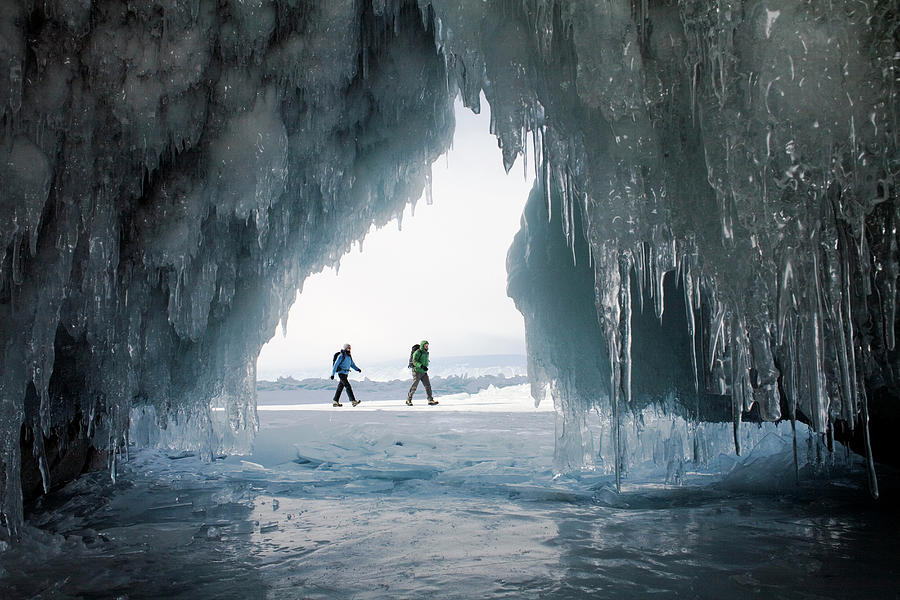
top-left (257, 97), bottom-right (534, 387)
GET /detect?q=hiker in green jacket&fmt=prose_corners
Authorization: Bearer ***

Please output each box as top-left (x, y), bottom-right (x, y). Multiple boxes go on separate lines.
top-left (407, 340), bottom-right (438, 406)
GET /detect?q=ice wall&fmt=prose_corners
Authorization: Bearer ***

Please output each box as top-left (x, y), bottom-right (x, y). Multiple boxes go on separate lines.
top-left (509, 180), bottom-right (737, 478)
top-left (486, 0), bottom-right (897, 495)
top-left (1, 0), bottom-right (897, 537)
top-left (0, 0), bottom-right (453, 538)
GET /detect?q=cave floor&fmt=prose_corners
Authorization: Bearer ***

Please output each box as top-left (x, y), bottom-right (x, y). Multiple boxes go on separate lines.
top-left (3, 384), bottom-right (898, 599)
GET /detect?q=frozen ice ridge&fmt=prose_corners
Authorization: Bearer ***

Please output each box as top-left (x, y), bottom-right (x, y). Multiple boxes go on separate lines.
top-left (0, 0), bottom-right (896, 538)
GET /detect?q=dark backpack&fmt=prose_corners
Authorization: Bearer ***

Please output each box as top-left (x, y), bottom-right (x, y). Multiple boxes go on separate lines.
top-left (333, 351), bottom-right (343, 369)
top-left (407, 344), bottom-right (420, 368)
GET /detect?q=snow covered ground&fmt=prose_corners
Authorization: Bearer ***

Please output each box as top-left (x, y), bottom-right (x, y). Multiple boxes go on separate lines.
top-left (256, 380), bottom-right (546, 412)
top-left (2, 384), bottom-right (898, 599)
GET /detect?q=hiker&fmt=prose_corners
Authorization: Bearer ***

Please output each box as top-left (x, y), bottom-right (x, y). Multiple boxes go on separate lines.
top-left (407, 340), bottom-right (438, 406)
top-left (331, 343), bottom-right (362, 407)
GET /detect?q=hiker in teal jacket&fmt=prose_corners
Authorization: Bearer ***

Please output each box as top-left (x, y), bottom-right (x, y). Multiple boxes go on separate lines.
top-left (407, 340), bottom-right (438, 406)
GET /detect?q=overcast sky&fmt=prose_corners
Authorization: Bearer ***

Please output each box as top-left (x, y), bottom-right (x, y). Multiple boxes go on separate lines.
top-left (256, 99), bottom-right (534, 379)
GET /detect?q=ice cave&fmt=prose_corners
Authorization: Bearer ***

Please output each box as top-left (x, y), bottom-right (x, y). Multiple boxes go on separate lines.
top-left (1, 0), bottom-right (899, 597)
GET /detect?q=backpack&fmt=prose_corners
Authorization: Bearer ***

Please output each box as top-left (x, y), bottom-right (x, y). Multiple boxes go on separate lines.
top-left (333, 351), bottom-right (343, 369)
top-left (407, 344), bottom-right (420, 368)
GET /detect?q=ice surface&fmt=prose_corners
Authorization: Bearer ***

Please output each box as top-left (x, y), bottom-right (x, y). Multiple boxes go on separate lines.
top-left (2, 385), bottom-right (896, 599)
top-left (1, 0), bottom-right (898, 536)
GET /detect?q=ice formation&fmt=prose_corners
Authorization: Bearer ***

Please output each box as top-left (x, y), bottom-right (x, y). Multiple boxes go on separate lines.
top-left (0, 0), bottom-right (897, 538)
top-left (502, 0), bottom-right (897, 498)
top-left (0, 0), bottom-right (453, 538)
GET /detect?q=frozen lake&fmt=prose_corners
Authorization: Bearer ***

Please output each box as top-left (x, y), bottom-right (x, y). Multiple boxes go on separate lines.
top-left (3, 383), bottom-right (898, 599)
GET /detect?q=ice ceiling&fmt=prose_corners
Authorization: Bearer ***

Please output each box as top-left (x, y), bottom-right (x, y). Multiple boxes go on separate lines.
top-left (1, 0), bottom-right (897, 537)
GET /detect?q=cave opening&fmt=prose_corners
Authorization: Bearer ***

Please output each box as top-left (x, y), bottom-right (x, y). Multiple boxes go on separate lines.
top-left (256, 97), bottom-right (533, 382)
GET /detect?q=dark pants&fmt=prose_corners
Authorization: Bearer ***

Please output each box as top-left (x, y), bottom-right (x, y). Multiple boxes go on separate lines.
top-left (407, 370), bottom-right (433, 401)
top-left (333, 373), bottom-right (357, 403)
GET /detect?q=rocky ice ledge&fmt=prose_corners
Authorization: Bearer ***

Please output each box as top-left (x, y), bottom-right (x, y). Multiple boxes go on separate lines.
top-left (1, 0), bottom-right (897, 537)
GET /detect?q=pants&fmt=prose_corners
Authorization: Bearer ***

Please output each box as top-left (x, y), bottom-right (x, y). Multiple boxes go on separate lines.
top-left (407, 370), bottom-right (433, 401)
top-left (333, 373), bottom-right (357, 403)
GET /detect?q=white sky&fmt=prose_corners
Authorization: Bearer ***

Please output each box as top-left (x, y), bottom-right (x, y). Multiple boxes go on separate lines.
top-left (256, 99), bottom-right (534, 379)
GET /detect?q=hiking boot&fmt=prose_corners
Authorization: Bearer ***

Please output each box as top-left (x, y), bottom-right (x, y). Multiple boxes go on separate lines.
top-left (428, 399), bottom-right (439, 406)
top-left (333, 401), bottom-right (343, 407)
top-left (405, 399), bottom-right (413, 406)
top-left (351, 400), bottom-right (360, 407)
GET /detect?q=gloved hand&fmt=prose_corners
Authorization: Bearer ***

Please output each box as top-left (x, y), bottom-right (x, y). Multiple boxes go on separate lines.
top-left (330, 375), bottom-right (334, 380)
top-left (422, 366), bottom-right (428, 372)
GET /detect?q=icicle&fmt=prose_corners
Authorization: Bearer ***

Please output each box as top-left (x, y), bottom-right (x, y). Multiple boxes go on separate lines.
top-left (11, 233), bottom-right (24, 286)
top-left (709, 302), bottom-right (726, 372)
top-left (609, 334), bottom-right (622, 493)
top-left (280, 313), bottom-right (289, 338)
top-left (732, 392), bottom-right (743, 456)
top-left (859, 386), bottom-right (880, 499)
top-left (87, 398), bottom-right (96, 439)
top-left (653, 246), bottom-right (667, 322)
top-left (883, 213), bottom-right (898, 351)
top-left (810, 250), bottom-right (830, 430)
top-left (827, 418), bottom-right (835, 458)
top-left (567, 172), bottom-right (576, 265)
top-left (833, 294), bottom-right (855, 425)
top-left (33, 425), bottom-right (50, 495)
top-left (791, 418), bottom-right (800, 485)
top-left (844, 275), bottom-right (860, 429)
top-left (424, 164), bottom-right (433, 206)
top-left (683, 263), bottom-right (699, 393)
top-left (777, 252), bottom-right (795, 346)
top-left (646, 245), bottom-right (657, 308)
top-left (690, 62), bottom-right (699, 122)
top-left (543, 158), bottom-right (552, 222)
top-left (38, 454), bottom-right (49, 495)
top-left (560, 170), bottom-right (571, 251)
top-left (634, 243), bottom-right (646, 314)
top-left (730, 316), bottom-right (744, 456)
top-left (859, 218), bottom-right (872, 296)
top-left (621, 255), bottom-right (633, 408)
top-left (522, 123), bottom-right (529, 180)
top-left (784, 314), bottom-right (799, 421)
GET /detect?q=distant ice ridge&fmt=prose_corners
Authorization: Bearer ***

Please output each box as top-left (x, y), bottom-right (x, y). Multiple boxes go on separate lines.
top-left (0, 0), bottom-right (896, 537)
top-left (366, 363), bottom-right (525, 382)
top-left (257, 354), bottom-right (527, 382)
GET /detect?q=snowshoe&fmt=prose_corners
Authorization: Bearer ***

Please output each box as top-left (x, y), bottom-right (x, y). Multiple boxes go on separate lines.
top-left (405, 399), bottom-right (413, 406)
top-left (351, 400), bottom-right (360, 407)
top-left (333, 401), bottom-right (343, 407)
top-left (428, 399), bottom-right (439, 406)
